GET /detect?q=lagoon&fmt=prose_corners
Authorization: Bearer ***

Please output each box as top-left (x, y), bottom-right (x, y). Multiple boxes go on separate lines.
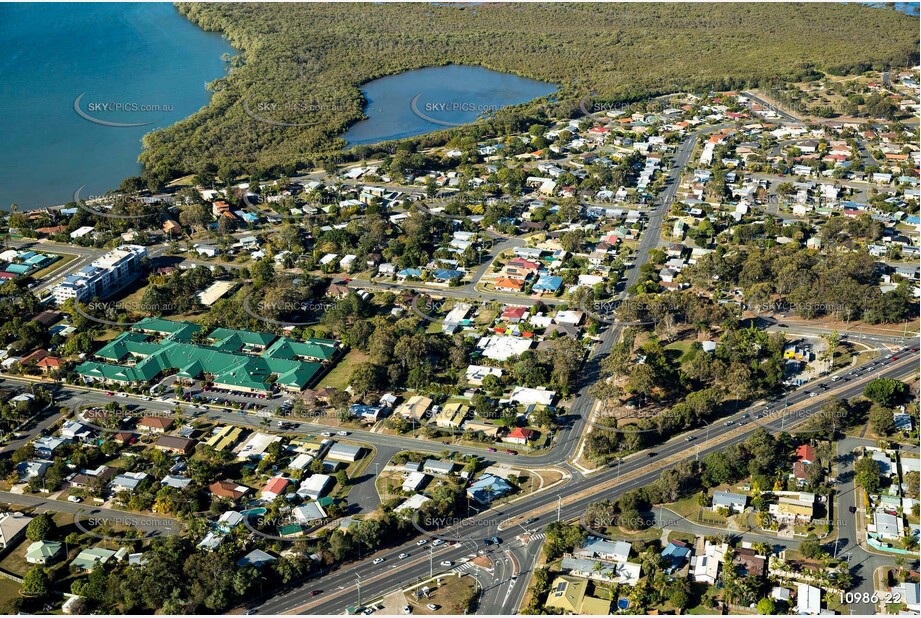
top-left (0, 3), bottom-right (233, 209)
top-left (343, 65), bottom-right (557, 146)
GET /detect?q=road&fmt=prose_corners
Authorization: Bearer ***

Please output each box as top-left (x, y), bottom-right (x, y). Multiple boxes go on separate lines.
top-left (251, 351), bottom-right (917, 615)
top-left (242, 115), bottom-right (917, 616)
top-left (0, 491), bottom-right (179, 538)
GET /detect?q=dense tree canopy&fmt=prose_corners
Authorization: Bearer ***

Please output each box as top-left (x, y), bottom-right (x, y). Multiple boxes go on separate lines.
top-left (134, 3), bottom-right (918, 186)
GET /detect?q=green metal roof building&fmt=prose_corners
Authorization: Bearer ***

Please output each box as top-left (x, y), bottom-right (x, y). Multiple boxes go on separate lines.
top-left (76, 319), bottom-right (337, 393)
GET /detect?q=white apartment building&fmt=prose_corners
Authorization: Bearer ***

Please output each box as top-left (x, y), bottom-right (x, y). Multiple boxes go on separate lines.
top-left (52, 245), bottom-right (147, 304)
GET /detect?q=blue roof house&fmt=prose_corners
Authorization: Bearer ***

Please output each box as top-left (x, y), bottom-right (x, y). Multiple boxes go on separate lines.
top-left (466, 474), bottom-right (513, 505)
top-left (533, 275), bottom-right (563, 293)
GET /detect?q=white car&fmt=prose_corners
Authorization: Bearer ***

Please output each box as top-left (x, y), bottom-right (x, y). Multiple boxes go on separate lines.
top-left (809, 392), bottom-right (818, 398)
top-left (372, 557), bottom-right (385, 565)
top-left (416, 539), bottom-right (427, 546)
top-left (67, 495), bottom-right (82, 503)
top-left (431, 539), bottom-right (444, 547)
top-left (426, 605), bottom-right (439, 611)
top-left (440, 560), bottom-right (453, 567)
top-left (398, 553), bottom-right (409, 559)
top-left (337, 430), bottom-right (349, 436)
top-left (402, 606), bottom-right (412, 615)
top-left (321, 432), bottom-right (333, 437)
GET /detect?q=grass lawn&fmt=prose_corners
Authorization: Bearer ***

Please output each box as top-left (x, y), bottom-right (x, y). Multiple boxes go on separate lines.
top-left (0, 541), bottom-right (32, 577)
top-left (664, 339), bottom-right (696, 358)
top-left (0, 577), bottom-right (21, 610)
top-left (405, 573), bottom-right (477, 615)
top-left (667, 531), bottom-right (697, 545)
top-left (317, 349), bottom-right (368, 390)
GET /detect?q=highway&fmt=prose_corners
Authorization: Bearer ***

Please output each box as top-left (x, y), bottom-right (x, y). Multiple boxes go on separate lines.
top-left (245, 120), bottom-right (916, 615)
top-left (5, 119), bottom-right (916, 615)
top-left (252, 351), bottom-right (918, 615)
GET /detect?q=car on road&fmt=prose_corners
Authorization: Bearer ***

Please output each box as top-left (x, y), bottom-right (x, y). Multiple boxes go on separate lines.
top-left (416, 539), bottom-right (427, 546)
top-left (647, 452), bottom-right (657, 457)
top-left (310, 590), bottom-right (322, 597)
top-left (738, 421), bottom-right (746, 426)
top-left (684, 436), bottom-right (695, 442)
top-left (505, 449), bottom-right (518, 455)
top-left (321, 432), bottom-right (333, 437)
top-left (490, 536), bottom-right (501, 545)
top-left (104, 391), bottom-right (114, 396)
top-left (741, 414), bottom-right (748, 418)
top-left (849, 506), bottom-right (857, 514)
top-left (337, 431), bottom-right (349, 436)
top-left (486, 447), bottom-right (497, 452)
top-left (440, 561), bottom-right (453, 567)
top-left (809, 392), bottom-right (818, 398)
top-left (524, 517), bottom-right (537, 525)
top-left (724, 420), bottom-right (734, 426)
top-left (372, 557), bottom-right (385, 565)
top-left (432, 539), bottom-right (445, 546)
top-left (399, 553), bottom-right (409, 559)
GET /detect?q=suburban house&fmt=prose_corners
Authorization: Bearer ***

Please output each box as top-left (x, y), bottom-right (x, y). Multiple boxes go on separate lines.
top-left (503, 427), bottom-right (536, 446)
top-left (138, 416), bottom-right (174, 434)
top-left (25, 540), bottom-right (62, 565)
top-left (0, 512), bottom-right (32, 548)
top-left (262, 477), bottom-right (291, 500)
top-left (154, 435), bottom-right (195, 455)
top-left (769, 493), bottom-right (816, 525)
top-left (209, 480), bottom-right (251, 501)
top-left (435, 402), bottom-right (469, 429)
top-left (544, 576), bottom-right (611, 615)
top-left (712, 491), bottom-right (748, 513)
top-left (395, 395), bottom-right (433, 422)
top-left (466, 474), bottom-right (513, 504)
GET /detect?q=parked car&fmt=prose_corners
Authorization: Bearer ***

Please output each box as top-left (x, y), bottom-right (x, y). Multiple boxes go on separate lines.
top-left (67, 495), bottom-right (81, 503)
top-left (427, 605), bottom-right (439, 611)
